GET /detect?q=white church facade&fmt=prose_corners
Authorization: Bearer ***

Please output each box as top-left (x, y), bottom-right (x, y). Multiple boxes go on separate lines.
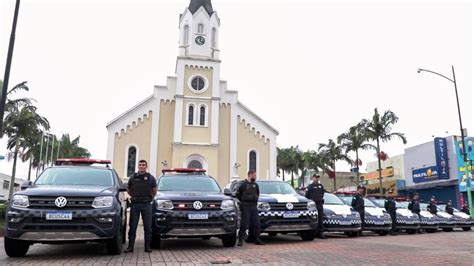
top-left (106, 0), bottom-right (278, 186)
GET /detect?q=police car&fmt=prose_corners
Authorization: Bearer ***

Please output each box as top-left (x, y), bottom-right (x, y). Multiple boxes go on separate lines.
top-left (337, 195), bottom-right (392, 236)
top-left (398, 201), bottom-right (439, 233)
top-left (371, 199), bottom-right (420, 234)
top-left (438, 205), bottom-right (473, 231)
top-left (323, 193), bottom-right (362, 237)
top-left (151, 168), bottom-right (238, 248)
top-left (4, 159), bottom-right (128, 257)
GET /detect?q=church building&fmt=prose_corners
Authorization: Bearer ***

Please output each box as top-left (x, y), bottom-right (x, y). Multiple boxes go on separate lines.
top-left (106, 0), bottom-right (278, 186)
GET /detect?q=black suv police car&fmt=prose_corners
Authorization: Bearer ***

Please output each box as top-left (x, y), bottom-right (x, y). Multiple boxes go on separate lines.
top-left (151, 168), bottom-right (238, 248)
top-left (4, 159), bottom-right (128, 257)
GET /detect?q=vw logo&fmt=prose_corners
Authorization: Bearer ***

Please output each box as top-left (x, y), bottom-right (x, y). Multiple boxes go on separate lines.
top-left (286, 202), bottom-right (294, 210)
top-left (193, 201), bottom-right (203, 210)
top-left (55, 197), bottom-right (68, 208)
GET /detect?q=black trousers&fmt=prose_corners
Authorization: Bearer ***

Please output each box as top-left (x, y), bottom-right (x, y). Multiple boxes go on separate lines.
top-left (359, 211), bottom-right (365, 230)
top-left (239, 204), bottom-right (260, 239)
top-left (128, 202), bottom-right (152, 242)
top-left (316, 203), bottom-right (324, 234)
top-left (389, 211), bottom-right (397, 231)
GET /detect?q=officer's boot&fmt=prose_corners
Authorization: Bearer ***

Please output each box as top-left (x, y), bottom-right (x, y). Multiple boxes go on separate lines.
top-left (237, 235), bottom-right (243, 246)
top-left (124, 239), bottom-right (135, 253)
top-left (254, 236), bottom-right (265, 245)
top-left (144, 239), bottom-right (152, 253)
top-left (318, 232), bottom-right (328, 239)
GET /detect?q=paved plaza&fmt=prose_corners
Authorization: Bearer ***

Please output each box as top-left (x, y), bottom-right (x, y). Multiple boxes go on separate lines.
top-left (0, 228), bottom-right (472, 265)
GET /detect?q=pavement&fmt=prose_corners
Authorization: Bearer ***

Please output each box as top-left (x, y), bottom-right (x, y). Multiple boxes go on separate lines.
top-left (0, 228), bottom-right (473, 265)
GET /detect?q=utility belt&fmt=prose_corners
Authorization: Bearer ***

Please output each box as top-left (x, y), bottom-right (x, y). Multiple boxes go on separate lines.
top-left (131, 196), bottom-right (152, 203)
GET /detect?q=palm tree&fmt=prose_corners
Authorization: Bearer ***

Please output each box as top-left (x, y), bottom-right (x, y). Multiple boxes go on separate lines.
top-left (57, 134), bottom-right (91, 159)
top-left (361, 108), bottom-right (407, 194)
top-left (277, 147), bottom-right (291, 181)
top-left (287, 146), bottom-right (303, 188)
top-left (318, 139), bottom-right (353, 191)
top-left (337, 122), bottom-right (375, 184)
top-left (4, 104), bottom-right (49, 198)
top-left (1, 81), bottom-right (33, 137)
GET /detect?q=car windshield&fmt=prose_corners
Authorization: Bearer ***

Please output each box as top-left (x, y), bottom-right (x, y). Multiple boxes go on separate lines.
top-left (395, 201), bottom-right (406, 208)
top-left (338, 196), bottom-right (352, 205)
top-left (258, 181), bottom-right (297, 195)
top-left (420, 203), bottom-right (428, 210)
top-left (158, 175), bottom-right (220, 192)
top-left (35, 167), bottom-right (114, 186)
top-left (324, 193), bottom-right (344, 205)
top-left (364, 198), bottom-right (376, 207)
top-left (371, 199), bottom-right (385, 207)
top-left (437, 205), bottom-right (446, 211)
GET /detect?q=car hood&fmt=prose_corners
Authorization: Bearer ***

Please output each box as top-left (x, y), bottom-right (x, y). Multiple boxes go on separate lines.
top-left (420, 210), bottom-right (435, 218)
top-left (365, 207), bottom-right (385, 217)
top-left (397, 209), bottom-right (415, 217)
top-left (16, 185), bottom-right (115, 197)
top-left (437, 211), bottom-right (453, 219)
top-left (453, 211), bottom-right (471, 219)
top-left (155, 191), bottom-right (230, 201)
top-left (324, 204), bottom-right (352, 216)
top-left (258, 193), bottom-right (309, 203)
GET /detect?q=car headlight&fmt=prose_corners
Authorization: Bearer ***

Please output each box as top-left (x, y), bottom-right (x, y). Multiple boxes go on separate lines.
top-left (257, 202), bottom-right (271, 211)
top-left (307, 201), bottom-right (317, 211)
top-left (221, 200), bottom-right (235, 211)
top-left (156, 200), bottom-right (173, 210)
top-left (92, 196), bottom-right (114, 208)
top-left (12, 195), bottom-right (29, 208)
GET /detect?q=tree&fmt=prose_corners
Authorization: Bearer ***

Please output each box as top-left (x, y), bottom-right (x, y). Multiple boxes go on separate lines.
top-left (318, 139), bottom-right (353, 191)
top-left (277, 147), bottom-right (291, 181)
top-left (57, 134), bottom-right (91, 159)
top-left (361, 108), bottom-right (407, 194)
top-left (1, 81), bottom-right (33, 137)
top-left (337, 122), bottom-right (375, 184)
top-left (286, 146), bottom-right (304, 188)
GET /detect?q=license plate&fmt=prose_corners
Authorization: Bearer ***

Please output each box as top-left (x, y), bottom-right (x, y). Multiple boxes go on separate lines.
top-left (339, 221), bottom-right (352, 225)
top-left (283, 212), bottom-right (300, 218)
top-left (188, 213), bottom-right (208, 220)
top-left (46, 212), bottom-right (72, 220)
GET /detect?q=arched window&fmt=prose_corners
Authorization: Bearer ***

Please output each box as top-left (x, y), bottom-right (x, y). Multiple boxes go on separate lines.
top-left (188, 105), bottom-right (194, 125)
top-left (211, 27), bottom-right (217, 47)
top-left (249, 151), bottom-right (257, 173)
top-left (188, 160), bottom-right (203, 169)
top-left (199, 105), bottom-right (206, 126)
top-left (198, 23), bottom-right (204, 34)
top-left (127, 146), bottom-right (137, 177)
top-left (183, 25), bottom-right (189, 45)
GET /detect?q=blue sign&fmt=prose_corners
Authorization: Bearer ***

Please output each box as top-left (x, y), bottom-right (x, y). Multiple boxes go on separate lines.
top-left (456, 137), bottom-right (474, 192)
top-left (434, 138), bottom-right (449, 179)
top-left (413, 166), bottom-right (439, 183)
top-left (0, 155), bottom-right (4, 160)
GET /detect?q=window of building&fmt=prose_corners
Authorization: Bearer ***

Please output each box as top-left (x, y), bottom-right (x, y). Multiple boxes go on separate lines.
top-left (188, 105), bottom-right (195, 125)
top-left (249, 151), bottom-right (257, 172)
top-left (188, 160), bottom-right (203, 169)
top-left (199, 105), bottom-right (206, 126)
top-left (127, 146), bottom-right (137, 177)
top-left (191, 76), bottom-right (205, 91)
top-left (198, 23), bottom-right (204, 34)
top-left (211, 27), bottom-right (217, 47)
top-left (3, 180), bottom-right (9, 190)
top-left (183, 25), bottom-right (189, 45)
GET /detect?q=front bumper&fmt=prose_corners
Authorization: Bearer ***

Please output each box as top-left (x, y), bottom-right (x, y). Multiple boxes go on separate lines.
top-left (152, 210), bottom-right (237, 237)
top-left (259, 210), bottom-right (318, 232)
top-left (364, 216), bottom-right (392, 231)
top-left (396, 217), bottom-right (420, 229)
top-left (420, 218), bottom-right (440, 229)
top-left (5, 206), bottom-right (120, 242)
top-left (323, 215), bottom-right (362, 232)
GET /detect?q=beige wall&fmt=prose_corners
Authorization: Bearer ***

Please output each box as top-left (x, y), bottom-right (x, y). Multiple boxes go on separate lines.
top-left (156, 100), bottom-right (175, 175)
top-left (182, 99), bottom-right (212, 144)
top-left (113, 112), bottom-right (153, 179)
top-left (217, 104), bottom-right (231, 186)
top-left (171, 144), bottom-right (219, 181)
top-left (183, 66), bottom-right (213, 98)
top-left (236, 118), bottom-right (270, 180)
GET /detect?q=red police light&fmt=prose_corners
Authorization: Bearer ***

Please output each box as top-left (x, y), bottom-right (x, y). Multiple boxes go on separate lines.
top-left (55, 158), bottom-right (112, 166)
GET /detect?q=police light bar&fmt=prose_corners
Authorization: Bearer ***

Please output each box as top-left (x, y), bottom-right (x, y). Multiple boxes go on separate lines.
top-left (162, 168), bottom-right (207, 174)
top-left (55, 158), bottom-right (111, 166)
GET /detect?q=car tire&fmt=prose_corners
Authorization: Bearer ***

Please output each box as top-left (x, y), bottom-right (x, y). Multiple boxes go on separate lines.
top-left (378, 231), bottom-right (389, 236)
top-left (221, 232), bottom-right (237, 247)
top-left (268, 232), bottom-right (277, 237)
top-left (462, 227), bottom-right (471, 231)
top-left (426, 229), bottom-right (437, 233)
top-left (407, 229), bottom-right (417, 234)
top-left (4, 237), bottom-right (30, 257)
top-left (202, 236), bottom-right (211, 240)
top-left (346, 232), bottom-right (358, 237)
top-left (106, 224), bottom-right (123, 255)
top-left (300, 230), bottom-right (316, 241)
top-left (151, 235), bottom-right (161, 249)
top-left (442, 228), bottom-right (453, 232)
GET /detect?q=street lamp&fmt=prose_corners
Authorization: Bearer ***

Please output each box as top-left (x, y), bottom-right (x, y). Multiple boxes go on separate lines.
top-left (418, 66), bottom-right (472, 217)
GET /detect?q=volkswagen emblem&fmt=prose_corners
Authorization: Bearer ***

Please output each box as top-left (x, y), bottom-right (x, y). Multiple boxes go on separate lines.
top-left (55, 197), bottom-right (68, 208)
top-left (193, 201), bottom-right (203, 210)
top-left (286, 202), bottom-right (294, 210)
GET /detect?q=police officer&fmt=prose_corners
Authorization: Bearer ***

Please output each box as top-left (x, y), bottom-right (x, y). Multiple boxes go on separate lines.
top-left (305, 174), bottom-right (327, 239)
top-left (125, 160), bottom-right (157, 253)
top-left (445, 200), bottom-right (454, 215)
top-left (428, 196), bottom-right (438, 215)
top-left (236, 170), bottom-right (264, 246)
top-left (461, 204), bottom-right (470, 215)
top-left (384, 191), bottom-right (397, 236)
top-left (352, 186), bottom-right (365, 236)
top-left (408, 193), bottom-right (422, 234)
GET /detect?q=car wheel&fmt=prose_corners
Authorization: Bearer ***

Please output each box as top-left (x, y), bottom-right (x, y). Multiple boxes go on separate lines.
top-left (378, 231), bottom-right (389, 236)
top-left (268, 232), bottom-right (277, 237)
top-left (106, 223), bottom-right (123, 255)
top-left (462, 227), bottom-right (471, 231)
top-left (300, 229), bottom-right (316, 241)
top-left (442, 228), bottom-right (453, 232)
top-left (202, 236), bottom-right (211, 240)
top-left (426, 229), bottom-right (437, 233)
top-left (4, 237), bottom-right (30, 257)
top-left (407, 229), bottom-right (416, 234)
top-left (346, 232), bottom-right (358, 237)
top-left (151, 235), bottom-right (161, 249)
top-left (221, 232), bottom-right (237, 247)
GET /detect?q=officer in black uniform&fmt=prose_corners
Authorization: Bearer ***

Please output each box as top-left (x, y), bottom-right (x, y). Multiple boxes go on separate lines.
top-left (384, 191), bottom-right (397, 236)
top-left (461, 204), bottom-right (470, 215)
top-left (305, 174), bottom-right (327, 239)
top-left (445, 200), bottom-right (454, 215)
top-left (352, 185), bottom-right (365, 236)
top-left (125, 160), bottom-right (157, 253)
top-left (408, 193), bottom-right (422, 234)
top-left (428, 196), bottom-right (438, 215)
top-left (236, 170), bottom-right (263, 246)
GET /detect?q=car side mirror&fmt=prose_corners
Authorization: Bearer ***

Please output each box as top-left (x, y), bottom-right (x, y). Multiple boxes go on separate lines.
top-left (223, 188), bottom-right (232, 196)
top-left (20, 181), bottom-right (32, 190)
top-left (119, 184), bottom-right (127, 192)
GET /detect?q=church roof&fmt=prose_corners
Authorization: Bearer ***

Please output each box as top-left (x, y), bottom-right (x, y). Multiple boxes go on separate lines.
top-left (188, 0), bottom-right (214, 16)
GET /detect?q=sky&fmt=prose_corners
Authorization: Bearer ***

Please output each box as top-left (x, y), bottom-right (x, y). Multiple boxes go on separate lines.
top-left (0, 0), bottom-right (472, 180)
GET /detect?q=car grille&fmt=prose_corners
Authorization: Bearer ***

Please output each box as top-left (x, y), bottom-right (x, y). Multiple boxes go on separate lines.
top-left (23, 224), bottom-right (96, 231)
top-left (269, 203), bottom-right (307, 211)
top-left (28, 196), bottom-right (94, 209)
top-left (172, 201), bottom-right (221, 211)
top-left (166, 217), bottom-right (225, 228)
